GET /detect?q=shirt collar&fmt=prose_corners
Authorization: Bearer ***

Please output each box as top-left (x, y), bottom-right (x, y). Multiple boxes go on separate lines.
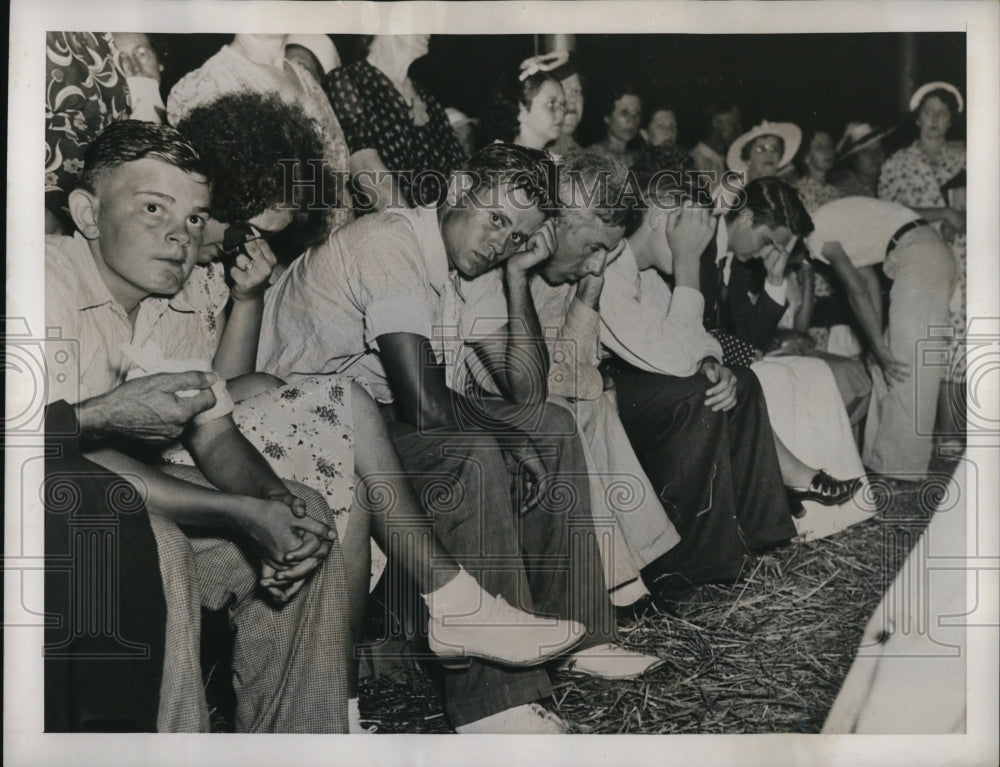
top-left (67, 231), bottom-right (197, 314)
top-left (401, 205), bottom-right (452, 298)
top-left (694, 141), bottom-right (723, 162)
top-left (714, 216), bottom-right (730, 263)
top-left (68, 232), bottom-right (118, 312)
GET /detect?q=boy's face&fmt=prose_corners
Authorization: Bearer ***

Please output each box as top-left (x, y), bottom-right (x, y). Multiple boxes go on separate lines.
top-left (728, 212), bottom-right (794, 263)
top-left (88, 157), bottom-right (211, 307)
top-left (441, 183), bottom-right (546, 278)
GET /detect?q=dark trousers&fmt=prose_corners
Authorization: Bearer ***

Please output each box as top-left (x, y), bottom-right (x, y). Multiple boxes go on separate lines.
top-left (382, 399), bottom-right (614, 727)
top-left (44, 401), bottom-right (167, 732)
top-left (600, 361), bottom-right (796, 592)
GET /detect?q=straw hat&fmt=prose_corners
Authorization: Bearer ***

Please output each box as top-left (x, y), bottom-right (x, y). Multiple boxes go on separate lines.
top-left (726, 120), bottom-right (801, 174)
top-left (834, 122), bottom-right (895, 164)
top-left (908, 81), bottom-right (964, 114)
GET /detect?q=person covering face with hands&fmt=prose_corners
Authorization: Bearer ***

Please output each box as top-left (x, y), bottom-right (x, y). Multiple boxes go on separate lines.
top-left (592, 174), bottom-right (798, 602)
top-left (460, 150), bottom-right (681, 659)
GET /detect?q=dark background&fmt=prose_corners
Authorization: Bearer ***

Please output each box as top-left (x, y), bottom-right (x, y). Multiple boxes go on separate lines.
top-left (155, 32), bottom-right (965, 153)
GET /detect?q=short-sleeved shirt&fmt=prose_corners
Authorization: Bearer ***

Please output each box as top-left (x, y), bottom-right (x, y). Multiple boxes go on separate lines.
top-left (45, 233), bottom-right (232, 421)
top-left (257, 207), bottom-right (471, 403)
top-left (324, 60), bottom-right (466, 208)
top-left (806, 197), bottom-right (920, 268)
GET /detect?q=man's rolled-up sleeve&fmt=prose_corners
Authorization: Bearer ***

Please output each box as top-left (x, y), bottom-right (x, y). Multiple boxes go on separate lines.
top-left (353, 230), bottom-right (435, 349)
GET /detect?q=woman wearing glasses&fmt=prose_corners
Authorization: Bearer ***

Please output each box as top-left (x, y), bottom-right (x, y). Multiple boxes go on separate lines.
top-left (482, 65), bottom-right (567, 152)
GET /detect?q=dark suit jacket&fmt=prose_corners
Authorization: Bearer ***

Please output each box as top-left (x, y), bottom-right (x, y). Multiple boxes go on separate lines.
top-left (700, 237), bottom-right (787, 350)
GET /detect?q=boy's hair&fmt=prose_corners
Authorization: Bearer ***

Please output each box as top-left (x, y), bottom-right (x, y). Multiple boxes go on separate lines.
top-left (557, 149), bottom-right (643, 236)
top-left (176, 92), bottom-right (334, 225)
top-left (630, 142), bottom-right (697, 204)
top-left (726, 177), bottom-right (814, 237)
top-left (78, 119), bottom-right (207, 193)
top-left (455, 142), bottom-right (558, 216)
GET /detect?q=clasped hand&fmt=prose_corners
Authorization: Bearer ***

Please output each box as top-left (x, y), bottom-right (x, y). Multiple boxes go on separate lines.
top-left (242, 489), bottom-right (336, 602)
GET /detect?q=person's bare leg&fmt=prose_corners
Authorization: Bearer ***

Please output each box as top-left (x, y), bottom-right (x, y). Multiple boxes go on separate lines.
top-left (350, 382), bottom-right (458, 593)
top-left (773, 433), bottom-right (816, 488)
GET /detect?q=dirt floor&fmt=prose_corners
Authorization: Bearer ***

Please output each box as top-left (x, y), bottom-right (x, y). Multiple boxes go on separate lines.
top-left (356, 457), bottom-right (960, 734)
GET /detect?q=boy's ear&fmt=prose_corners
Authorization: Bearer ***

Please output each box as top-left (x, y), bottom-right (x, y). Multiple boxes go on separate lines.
top-left (735, 206), bottom-right (754, 229)
top-left (68, 188), bottom-right (101, 239)
top-left (646, 205), bottom-right (667, 232)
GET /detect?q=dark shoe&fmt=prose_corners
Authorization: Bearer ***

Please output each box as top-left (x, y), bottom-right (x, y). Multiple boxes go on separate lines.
top-left (788, 470), bottom-right (863, 507)
top-left (615, 594), bottom-right (658, 622)
top-left (786, 491), bottom-right (807, 518)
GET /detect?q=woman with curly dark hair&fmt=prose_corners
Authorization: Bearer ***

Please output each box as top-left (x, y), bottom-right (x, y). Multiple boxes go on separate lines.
top-left (481, 67), bottom-right (566, 151)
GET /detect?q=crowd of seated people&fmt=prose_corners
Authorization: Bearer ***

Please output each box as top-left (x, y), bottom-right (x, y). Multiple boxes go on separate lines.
top-left (43, 33), bottom-right (966, 734)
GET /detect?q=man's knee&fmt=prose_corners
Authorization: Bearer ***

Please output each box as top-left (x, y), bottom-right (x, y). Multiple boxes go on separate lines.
top-left (730, 365), bottom-right (764, 404)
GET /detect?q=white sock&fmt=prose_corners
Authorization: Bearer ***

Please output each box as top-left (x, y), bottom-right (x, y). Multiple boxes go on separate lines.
top-left (421, 566), bottom-right (486, 621)
top-left (348, 696), bottom-right (363, 733)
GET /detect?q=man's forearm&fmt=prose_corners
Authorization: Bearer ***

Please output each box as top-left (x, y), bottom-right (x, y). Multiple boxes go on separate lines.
top-left (84, 446), bottom-right (248, 530)
top-left (502, 271), bottom-right (549, 403)
top-left (184, 419), bottom-right (288, 500)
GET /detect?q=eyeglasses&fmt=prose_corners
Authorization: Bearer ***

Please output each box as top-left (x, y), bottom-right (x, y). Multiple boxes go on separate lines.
top-left (544, 99), bottom-right (567, 115)
top-left (751, 142), bottom-right (783, 155)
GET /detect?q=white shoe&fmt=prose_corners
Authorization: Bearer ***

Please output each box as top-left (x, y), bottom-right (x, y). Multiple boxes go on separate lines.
top-left (455, 703), bottom-right (569, 734)
top-left (348, 697), bottom-right (378, 734)
top-left (562, 643), bottom-right (665, 680)
top-left (428, 593), bottom-right (585, 667)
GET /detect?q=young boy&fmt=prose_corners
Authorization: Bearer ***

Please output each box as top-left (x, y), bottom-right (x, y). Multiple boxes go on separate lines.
top-left (45, 120), bottom-right (349, 732)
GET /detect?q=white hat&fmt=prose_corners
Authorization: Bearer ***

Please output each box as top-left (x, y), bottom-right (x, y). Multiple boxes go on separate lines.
top-left (834, 122), bottom-right (895, 164)
top-left (286, 34), bottom-right (340, 75)
top-left (726, 120), bottom-right (802, 174)
top-left (908, 81), bottom-right (964, 114)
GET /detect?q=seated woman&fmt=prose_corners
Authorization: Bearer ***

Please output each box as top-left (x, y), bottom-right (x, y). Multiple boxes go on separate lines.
top-left (481, 65), bottom-right (566, 152)
top-left (726, 120), bottom-right (801, 184)
top-left (588, 78), bottom-right (644, 166)
top-left (166, 33), bottom-right (353, 235)
top-left (642, 104), bottom-right (680, 149)
top-left (324, 34), bottom-right (466, 212)
top-left (542, 53), bottom-right (585, 156)
top-left (172, 93), bottom-right (588, 729)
